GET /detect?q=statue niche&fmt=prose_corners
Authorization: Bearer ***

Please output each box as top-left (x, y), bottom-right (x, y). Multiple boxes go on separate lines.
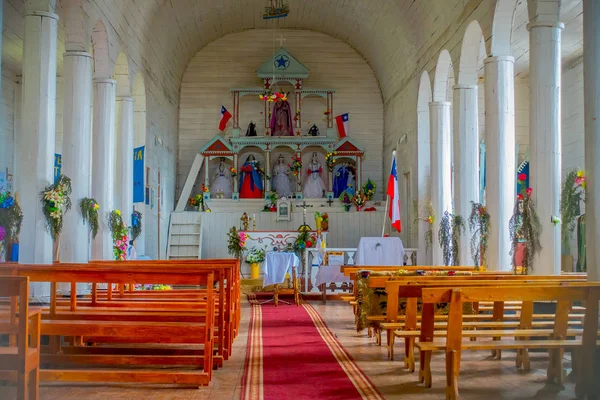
top-left (270, 99), bottom-right (294, 136)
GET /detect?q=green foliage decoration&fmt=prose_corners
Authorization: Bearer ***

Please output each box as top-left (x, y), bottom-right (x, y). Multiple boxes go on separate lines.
top-left (560, 169), bottom-right (586, 255)
top-left (438, 211), bottom-right (465, 266)
top-left (509, 177), bottom-right (542, 274)
top-left (0, 191), bottom-right (23, 246)
top-left (40, 175), bottom-right (72, 240)
top-left (80, 198), bottom-right (100, 239)
top-left (468, 202), bottom-right (490, 269)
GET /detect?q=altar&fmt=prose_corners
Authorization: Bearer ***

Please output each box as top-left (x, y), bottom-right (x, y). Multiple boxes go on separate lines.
top-left (239, 230), bottom-right (327, 278)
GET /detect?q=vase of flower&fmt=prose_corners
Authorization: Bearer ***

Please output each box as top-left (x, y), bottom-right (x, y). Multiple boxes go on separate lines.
top-left (250, 262), bottom-right (260, 280)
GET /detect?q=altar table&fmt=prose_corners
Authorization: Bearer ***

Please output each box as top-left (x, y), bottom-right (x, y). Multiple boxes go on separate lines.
top-left (354, 237), bottom-right (405, 266)
top-left (263, 252), bottom-right (300, 286)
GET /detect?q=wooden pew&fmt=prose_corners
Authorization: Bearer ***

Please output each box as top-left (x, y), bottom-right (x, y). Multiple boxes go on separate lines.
top-left (0, 264), bottom-right (217, 387)
top-left (382, 277), bottom-right (588, 369)
top-left (0, 276), bottom-right (41, 400)
top-left (418, 284), bottom-right (600, 400)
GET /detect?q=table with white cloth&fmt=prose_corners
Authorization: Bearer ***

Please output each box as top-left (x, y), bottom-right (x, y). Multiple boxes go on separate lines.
top-left (354, 237), bottom-right (405, 266)
top-left (263, 252), bottom-right (300, 286)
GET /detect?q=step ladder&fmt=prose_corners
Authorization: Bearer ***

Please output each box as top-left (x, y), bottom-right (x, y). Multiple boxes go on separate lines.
top-left (166, 212), bottom-right (203, 260)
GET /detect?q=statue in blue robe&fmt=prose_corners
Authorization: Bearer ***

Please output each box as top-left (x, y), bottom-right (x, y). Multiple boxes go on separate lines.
top-left (333, 163), bottom-right (351, 198)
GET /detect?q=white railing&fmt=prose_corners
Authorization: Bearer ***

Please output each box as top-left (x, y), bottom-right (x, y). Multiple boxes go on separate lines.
top-left (302, 247), bottom-right (419, 294)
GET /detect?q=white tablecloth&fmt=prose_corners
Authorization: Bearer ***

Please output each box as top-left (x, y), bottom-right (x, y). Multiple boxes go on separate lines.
top-left (263, 252), bottom-right (300, 286)
top-left (354, 237), bottom-right (405, 266)
top-left (315, 265), bottom-right (351, 286)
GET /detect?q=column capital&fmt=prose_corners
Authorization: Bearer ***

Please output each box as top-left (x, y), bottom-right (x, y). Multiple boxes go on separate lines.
top-left (527, 20), bottom-right (564, 31)
top-left (429, 101), bottom-right (451, 107)
top-left (24, 10), bottom-right (59, 20)
top-left (484, 55), bottom-right (514, 65)
top-left (93, 78), bottom-right (117, 85)
top-left (453, 84), bottom-right (477, 91)
top-left (63, 51), bottom-right (92, 59)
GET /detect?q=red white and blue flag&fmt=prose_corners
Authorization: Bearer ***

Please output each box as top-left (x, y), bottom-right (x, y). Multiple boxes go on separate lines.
top-left (387, 152), bottom-right (402, 232)
top-left (335, 113), bottom-right (349, 138)
top-left (219, 106), bottom-right (232, 131)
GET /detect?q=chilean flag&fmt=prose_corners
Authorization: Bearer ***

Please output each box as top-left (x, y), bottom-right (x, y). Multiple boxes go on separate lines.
top-left (387, 152), bottom-right (402, 232)
top-left (335, 113), bottom-right (349, 138)
top-left (219, 106), bottom-right (232, 131)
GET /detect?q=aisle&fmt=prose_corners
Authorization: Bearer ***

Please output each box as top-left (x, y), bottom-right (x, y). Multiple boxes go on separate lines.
top-left (241, 300), bottom-right (383, 400)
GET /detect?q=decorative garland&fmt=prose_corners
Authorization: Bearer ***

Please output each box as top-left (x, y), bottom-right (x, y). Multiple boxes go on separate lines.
top-left (289, 155), bottom-right (302, 178)
top-left (560, 169), bottom-right (586, 255)
top-left (80, 198), bottom-right (100, 239)
top-left (40, 175), bottom-right (72, 240)
top-left (0, 191), bottom-right (23, 247)
top-left (509, 175), bottom-right (542, 274)
top-left (362, 179), bottom-right (376, 201)
top-left (414, 199), bottom-right (434, 253)
top-left (325, 152), bottom-right (336, 172)
top-left (108, 210), bottom-right (128, 260)
top-left (227, 226), bottom-right (246, 259)
top-left (468, 202), bottom-right (490, 269)
top-left (438, 211), bottom-right (465, 266)
top-left (131, 210), bottom-right (142, 242)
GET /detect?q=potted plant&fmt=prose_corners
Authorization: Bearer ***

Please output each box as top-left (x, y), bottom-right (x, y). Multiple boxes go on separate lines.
top-left (246, 248), bottom-right (266, 280)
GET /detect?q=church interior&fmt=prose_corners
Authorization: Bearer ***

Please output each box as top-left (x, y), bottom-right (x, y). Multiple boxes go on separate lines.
top-left (0, 0), bottom-right (600, 399)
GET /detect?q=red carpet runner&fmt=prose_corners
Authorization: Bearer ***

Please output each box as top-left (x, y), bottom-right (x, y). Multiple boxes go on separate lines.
top-left (241, 300), bottom-right (383, 400)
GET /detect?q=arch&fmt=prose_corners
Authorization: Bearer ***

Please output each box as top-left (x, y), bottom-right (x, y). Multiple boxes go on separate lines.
top-left (418, 71), bottom-right (432, 112)
top-left (91, 19), bottom-right (112, 79)
top-left (458, 21), bottom-right (487, 85)
top-left (433, 50), bottom-right (453, 102)
top-left (63, 0), bottom-right (90, 52)
top-left (490, 0), bottom-right (520, 56)
top-left (527, 0), bottom-right (561, 23)
top-left (132, 72), bottom-right (147, 148)
top-left (416, 71), bottom-right (432, 265)
top-left (113, 52), bottom-right (131, 96)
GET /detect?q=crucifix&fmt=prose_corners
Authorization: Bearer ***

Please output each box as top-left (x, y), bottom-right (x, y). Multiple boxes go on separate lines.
top-left (276, 34), bottom-right (286, 47)
top-left (326, 198), bottom-right (334, 207)
top-left (296, 200), bottom-right (312, 227)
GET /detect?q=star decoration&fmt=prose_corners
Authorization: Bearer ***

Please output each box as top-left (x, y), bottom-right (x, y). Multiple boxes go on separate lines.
top-left (275, 55), bottom-right (290, 69)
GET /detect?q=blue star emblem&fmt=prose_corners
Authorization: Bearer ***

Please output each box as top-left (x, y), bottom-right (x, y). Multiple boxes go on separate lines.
top-left (274, 55), bottom-right (290, 70)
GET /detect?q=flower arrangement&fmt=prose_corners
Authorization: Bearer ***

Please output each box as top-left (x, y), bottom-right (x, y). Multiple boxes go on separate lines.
top-left (40, 175), bottom-right (72, 240)
top-left (468, 202), bottom-right (490, 269)
top-left (0, 191), bottom-right (23, 247)
top-left (131, 210), bottom-right (143, 242)
top-left (438, 211), bottom-right (465, 266)
top-left (227, 226), bottom-right (246, 259)
top-left (294, 110), bottom-right (301, 122)
top-left (362, 179), bottom-right (377, 200)
top-left (352, 190), bottom-right (367, 211)
top-left (202, 184), bottom-right (209, 193)
top-left (259, 91), bottom-right (287, 102)
top-left (323, 109), bottom-right (331, 116)
top-left (325, 152), bottom-right (336, 172)
top-left (339, 191), bottom-right (353, 211)
top-left (288, 155), bottom-right (302, 178)
top-left (246, 247), bottom-right (266, 264)
top-left (509, 174), bottom-right (541, 274)
top-left (108, 210), bottom-right (128, 260)
top-left (560, 169), bottom-right (586, 254)
top-left (229, 167), bottom-right (237, 178)
top-left (414, 199), bottom-right (434, 253)
top-left (80, 198), bottom-right (100, 239)
top-left (135, 284), bottom-right (172, 291)
top-left (293, 231), bottom-right (317, 253)
top-left (188, 194), bottom-right (203, 209)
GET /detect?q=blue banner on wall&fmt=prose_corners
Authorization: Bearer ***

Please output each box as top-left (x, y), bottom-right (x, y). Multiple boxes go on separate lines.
top-left (54, 154), bottom-right (62, 183)
top-left (133, 146), bottom-right (145, 203)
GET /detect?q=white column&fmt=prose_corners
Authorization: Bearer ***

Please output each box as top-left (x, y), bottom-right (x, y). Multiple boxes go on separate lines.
top-left (584, 0), bottom-right (600, 281)
top-left (16, 2), bottom-right (58, 298)
top-left (60, 51), bottom-right (92, 263)
top-left (0, 1), bottom-right (3, 92)
top-left (91, 79), bottom-right (116, 260)
top-left (453, 84), bottom-right (479, 266)
top-left (114, 96), bottom-right (134, 224)
top-left (417, 107), bottom-right (432, 265)
top-left (528, 21), bottom-right (563, 275)
top-left (484, 56), bottom-right (516, 271)
top-left (429, 101), bottom-right (452, 265)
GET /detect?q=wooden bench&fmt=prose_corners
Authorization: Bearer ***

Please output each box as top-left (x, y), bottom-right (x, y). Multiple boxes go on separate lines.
top-left (0, 264), bottom-right (217, 387)
top-left (382, 277), bottom-right (588, 369)
top-left (417, 284), bottom-right (600, 399)
top-left (0, 276), bottom-right (41, 400)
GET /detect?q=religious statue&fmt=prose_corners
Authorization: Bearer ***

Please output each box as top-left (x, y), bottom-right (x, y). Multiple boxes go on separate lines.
top-left (246, 121), bottom-right (257, 137)
top-left (271, 154), bottom-right (293, 198)
top-left (210, 158), bottom-right (233, 199)
top-left (270, 99), bottom-right (294, 136)
top-left (333, 162), bottom-right (355, 198)
top-left (308, 124), bottom-right (320, 136)
top-left (303, 152), bottom-right (326, 198)
top-left (239, 155), bottom-right (263, 198)
top-left (240, 213), bottom-right (249, 231)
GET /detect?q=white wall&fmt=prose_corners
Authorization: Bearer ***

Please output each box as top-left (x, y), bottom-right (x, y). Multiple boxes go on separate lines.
top-left (562, 60), bottom-right (585, 176)
top-left (0, 75), bottom-right (14, 182)
top-left (178, 30), bottom-right (384, 199)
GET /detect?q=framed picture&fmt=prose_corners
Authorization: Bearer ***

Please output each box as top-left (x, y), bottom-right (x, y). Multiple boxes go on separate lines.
top-left (276, 197), bottom-right (291, 221)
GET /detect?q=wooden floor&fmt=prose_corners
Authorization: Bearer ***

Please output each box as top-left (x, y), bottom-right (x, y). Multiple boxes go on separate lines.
top-left (0, 300), bottom-right (577, 400)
